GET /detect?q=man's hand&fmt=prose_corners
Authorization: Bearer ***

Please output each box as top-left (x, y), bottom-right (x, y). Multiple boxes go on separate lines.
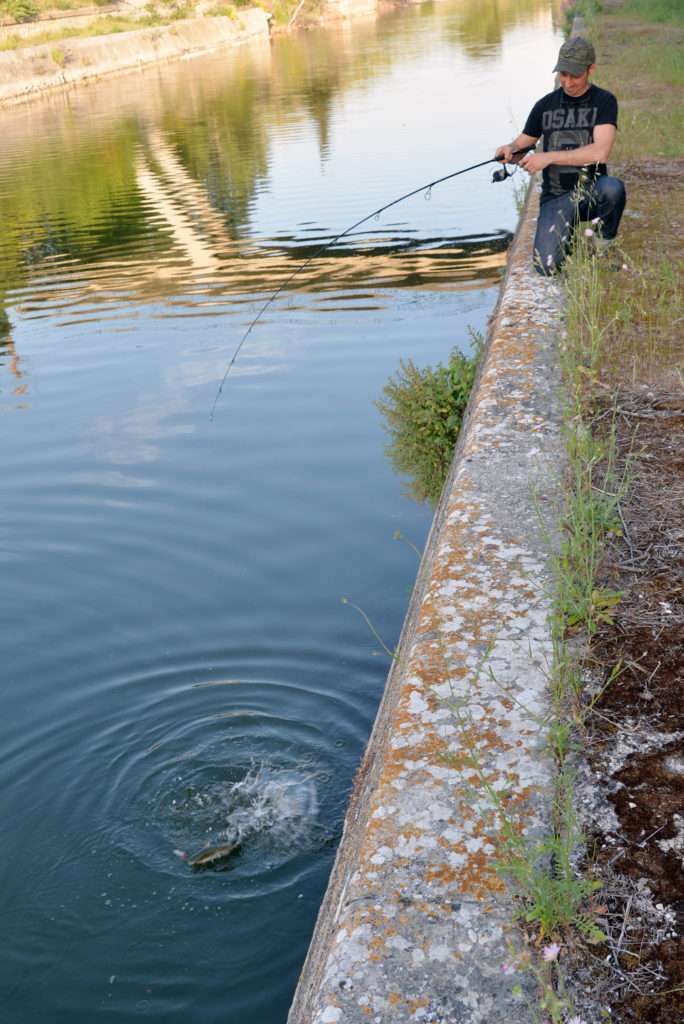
top-left (495, 135), bottom-right (538, 164)
top-left (495, 144), bottom-right (514, 163)
top-left (520, 151), bottom-right (551, 173)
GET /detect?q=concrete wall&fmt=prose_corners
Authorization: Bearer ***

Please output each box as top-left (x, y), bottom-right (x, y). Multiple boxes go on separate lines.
top-left (0, 9), bottom-right (269, 105)
top-left (287, 184), bottom-right (566, 1023)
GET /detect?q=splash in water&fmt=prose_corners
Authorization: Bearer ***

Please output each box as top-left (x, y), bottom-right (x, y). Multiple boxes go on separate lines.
top-left (172, 764), bottom-right (319, 868)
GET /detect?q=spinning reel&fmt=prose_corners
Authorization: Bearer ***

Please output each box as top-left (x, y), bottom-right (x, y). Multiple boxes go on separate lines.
top-left (491, 145), bottom-right (537, 184)
top-left (492, 164), bottom-right (516, 183)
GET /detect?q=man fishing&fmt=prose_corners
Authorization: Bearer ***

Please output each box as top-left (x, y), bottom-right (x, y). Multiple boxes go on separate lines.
top-left (495, 36), bottom-right (626, 275)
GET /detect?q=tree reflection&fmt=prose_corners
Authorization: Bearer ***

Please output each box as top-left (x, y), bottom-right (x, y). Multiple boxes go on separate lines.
top-left (0, 310), bottom-right (26, 398)
top-left (444, 0), bottom-right (561, 58)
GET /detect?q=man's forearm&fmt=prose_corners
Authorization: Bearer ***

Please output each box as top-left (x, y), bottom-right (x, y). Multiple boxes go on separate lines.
top-left (495, 133), bottom-right (538, 162)
top-left (510, 133), bottom-right (538, 153)
top-left (545, 141), bottom-right (612, 166)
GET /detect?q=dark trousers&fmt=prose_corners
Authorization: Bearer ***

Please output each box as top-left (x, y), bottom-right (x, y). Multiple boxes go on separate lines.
top-left (533, 175), bottom-right (627, 275)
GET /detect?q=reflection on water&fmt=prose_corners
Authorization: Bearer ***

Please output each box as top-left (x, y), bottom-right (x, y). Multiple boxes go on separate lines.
top-left (0, 2), bottom-right (562, 1022)
top-left (0, 327), bottom-right (26, 398)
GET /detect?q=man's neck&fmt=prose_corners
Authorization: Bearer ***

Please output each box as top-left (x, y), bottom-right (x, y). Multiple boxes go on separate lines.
top-left (562, 84), bottom-right (592, 99)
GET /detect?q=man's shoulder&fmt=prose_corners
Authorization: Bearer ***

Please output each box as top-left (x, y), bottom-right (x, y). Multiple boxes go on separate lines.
top-left (589, 83), bottom-right (618, 104)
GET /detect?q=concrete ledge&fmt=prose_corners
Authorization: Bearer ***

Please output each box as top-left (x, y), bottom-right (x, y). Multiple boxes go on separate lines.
top-left (0, 10), bottom-right (269, 105)
top-left (288, 187), bottom-right (565, 1023)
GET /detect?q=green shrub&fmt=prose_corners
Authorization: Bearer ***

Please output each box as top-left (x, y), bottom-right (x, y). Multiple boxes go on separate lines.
top-left (376, 340), bottom-right (480, 505)
top-left (1, 0), bottom-right (38, 23)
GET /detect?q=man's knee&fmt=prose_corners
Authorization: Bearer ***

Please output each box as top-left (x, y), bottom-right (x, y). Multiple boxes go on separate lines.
top-left (596, 175), bottom-right (626, 208)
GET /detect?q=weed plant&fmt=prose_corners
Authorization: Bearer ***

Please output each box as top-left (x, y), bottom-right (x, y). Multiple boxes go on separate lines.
top-left (376, 336), bottom-right (481, 506)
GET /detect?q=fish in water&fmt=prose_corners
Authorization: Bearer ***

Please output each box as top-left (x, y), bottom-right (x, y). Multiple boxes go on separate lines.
top-left (174, 840), bottom-right (241, 870)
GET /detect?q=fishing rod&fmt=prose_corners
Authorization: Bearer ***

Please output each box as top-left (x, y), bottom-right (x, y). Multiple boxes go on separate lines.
top-left (209, 146), bottom-right (535, 420)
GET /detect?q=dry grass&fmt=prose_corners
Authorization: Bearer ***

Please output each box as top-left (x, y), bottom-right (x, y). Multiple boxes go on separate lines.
top-left (598, 161), bottom-right (684, 386)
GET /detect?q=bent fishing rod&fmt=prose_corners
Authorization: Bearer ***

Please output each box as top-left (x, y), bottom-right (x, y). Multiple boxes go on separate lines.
top-left (209, 146), bottom-right (534, 420)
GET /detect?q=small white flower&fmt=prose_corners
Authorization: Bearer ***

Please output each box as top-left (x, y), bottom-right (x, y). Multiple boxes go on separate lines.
top-left (542, 942), bottom-right (561, 961)
top-left (584, 228), bottom-right (594, 237)
top-left (622, 263), bottom-right (629, 271)
top-left (566, 1016), bottom-right (587, 1024)
top-left (591, 216), bottom-right (601, 225)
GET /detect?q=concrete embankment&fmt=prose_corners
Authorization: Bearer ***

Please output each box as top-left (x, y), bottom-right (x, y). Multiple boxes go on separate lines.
top-left (0, 9), bottom-right (270, 105)
top-left (288, 186), bottom-right (566, 1023)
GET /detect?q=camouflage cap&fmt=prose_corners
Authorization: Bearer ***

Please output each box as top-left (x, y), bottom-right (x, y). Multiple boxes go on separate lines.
top-left (553, 36), bottom-right (596, 75)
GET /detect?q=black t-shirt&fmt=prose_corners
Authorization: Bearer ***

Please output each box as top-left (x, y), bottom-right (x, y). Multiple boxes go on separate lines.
top-left (523, 84), bottom-right (618, 203)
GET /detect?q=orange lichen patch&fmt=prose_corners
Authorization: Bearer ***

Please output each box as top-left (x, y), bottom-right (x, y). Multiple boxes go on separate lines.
top-left (412, 898), bottom-right (438, 916)
top-left (423, 855), bottom-right (506, 900)
top-left (382, 730), bottom-right (449, 768)
top-left (459, 866), bottom-right (507, 899)
top-left (423, 864), bottom-right (459, 886)
top-left (468, 819), bottom-right (493, 839)
top-left (398, 827), bottom-right (424, 842)
top-left (388, 992), bottom-right (402, 1007)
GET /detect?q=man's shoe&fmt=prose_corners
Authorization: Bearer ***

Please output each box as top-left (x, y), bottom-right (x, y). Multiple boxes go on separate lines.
top-left (591, 236), bottom-right (624, 271)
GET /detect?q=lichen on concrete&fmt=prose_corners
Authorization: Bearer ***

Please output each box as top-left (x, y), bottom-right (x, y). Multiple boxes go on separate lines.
top-left (288, 190), bottom-right (566, 1023)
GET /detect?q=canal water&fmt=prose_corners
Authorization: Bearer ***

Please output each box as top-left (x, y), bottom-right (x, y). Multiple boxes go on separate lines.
top-left (0, 3), bottom-right (560, 1021)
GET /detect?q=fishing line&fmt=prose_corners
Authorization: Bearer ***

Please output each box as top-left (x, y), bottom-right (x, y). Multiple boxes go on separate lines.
top-left (209, 147), bottom-right (533, 420)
